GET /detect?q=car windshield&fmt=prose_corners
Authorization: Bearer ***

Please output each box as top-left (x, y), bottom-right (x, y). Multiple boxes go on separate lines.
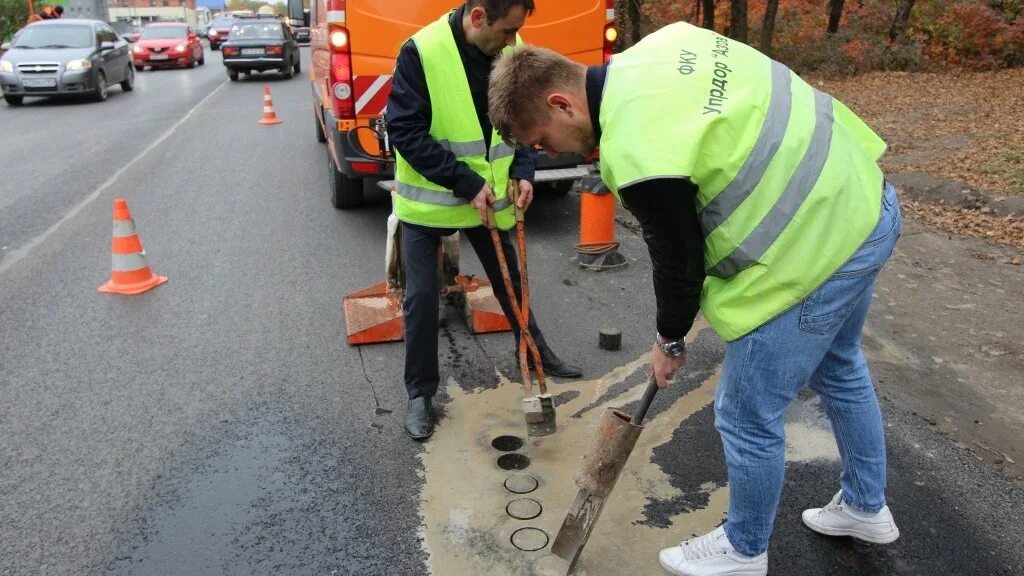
top-left (210, 19), bottom-right (235, 28)
top-left (228, 21), bottom-right (283, 40)
top-left (12, 25), bottom-right (94, 49)
top-left (140, 26), bottom-right (187, 40)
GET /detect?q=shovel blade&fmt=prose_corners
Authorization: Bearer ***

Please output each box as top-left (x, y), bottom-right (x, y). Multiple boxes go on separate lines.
top-left (551, 490), bottom-right (607, 568)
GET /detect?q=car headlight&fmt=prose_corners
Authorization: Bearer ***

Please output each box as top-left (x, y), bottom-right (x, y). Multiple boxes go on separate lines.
top-left (132, 45), bottom-right (143, 53)
top-left (65, 59), bottom-right (92, 71)
top-left (175, 43), bottom-right (186, 52)
top-left (208, 30), bottom-right (218, 37)
top-left (0, 60), bottom-right (13, 73)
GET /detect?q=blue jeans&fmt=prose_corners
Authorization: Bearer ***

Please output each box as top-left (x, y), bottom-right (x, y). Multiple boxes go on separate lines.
top-left (716, 183), bottom-right (902, 557)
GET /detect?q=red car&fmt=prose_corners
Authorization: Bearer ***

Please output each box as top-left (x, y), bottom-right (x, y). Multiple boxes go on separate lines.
top-left (132, 23), bottom-right (205, 70)
top-left (205, 17), bottom-right (236, 50)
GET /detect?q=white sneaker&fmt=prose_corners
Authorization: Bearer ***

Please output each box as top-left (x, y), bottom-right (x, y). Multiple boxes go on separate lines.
top-left (802, 491), bottom-right (900, 544)
top-left (658, 526), bottom-right (768, 576)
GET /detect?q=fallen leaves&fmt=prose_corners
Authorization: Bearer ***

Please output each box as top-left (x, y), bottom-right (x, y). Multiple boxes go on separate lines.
top-left (818, 69), bottom-right (1024, 198)
top-left (901, 197), bottom-right (1024, 249)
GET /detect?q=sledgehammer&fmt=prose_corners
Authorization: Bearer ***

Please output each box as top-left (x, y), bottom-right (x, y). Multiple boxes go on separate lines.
top-left (542, 374), bottom-right (660, 573)
top-left (486, 182), bottom-right (556, 437)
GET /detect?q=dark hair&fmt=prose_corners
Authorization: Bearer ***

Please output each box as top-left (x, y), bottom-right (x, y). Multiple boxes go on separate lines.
top-left (466, 0), bottom-right (535, 24)
top-left (54, 5), bottom-right (64, 15)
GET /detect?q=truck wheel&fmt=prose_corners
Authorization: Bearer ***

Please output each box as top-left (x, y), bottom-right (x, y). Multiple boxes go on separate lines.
top-left (314, 108), bottom-right (327, 143)
top-left (328, 147), bottom-right (363, 209)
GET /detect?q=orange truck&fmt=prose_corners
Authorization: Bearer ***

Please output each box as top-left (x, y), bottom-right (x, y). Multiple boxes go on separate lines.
top-left (287, 0), bottom-right (616, 209)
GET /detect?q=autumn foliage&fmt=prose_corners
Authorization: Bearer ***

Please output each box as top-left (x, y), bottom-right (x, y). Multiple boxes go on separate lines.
top-left (636, 0), bottom-right (1024, 73)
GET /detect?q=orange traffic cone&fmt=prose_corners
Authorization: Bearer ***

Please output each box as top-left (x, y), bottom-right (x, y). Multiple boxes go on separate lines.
top-left (574, 174), bottom-right (628, 271)
top-left (98, 199), bottom-right (168, 295)
top-left (258, 86), bottom-right (282, 125)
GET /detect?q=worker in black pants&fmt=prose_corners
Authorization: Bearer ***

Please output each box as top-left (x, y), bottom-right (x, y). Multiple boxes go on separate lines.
top-left (389, 1), bottom-right (582, 441)
top-left (401, 223), bottom-right (579, 439)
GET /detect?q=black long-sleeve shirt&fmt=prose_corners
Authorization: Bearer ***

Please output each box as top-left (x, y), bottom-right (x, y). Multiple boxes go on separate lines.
top-left (586, 64), bottom-right (706, 341)
top-left (386, 6), bottom-right (535, 202)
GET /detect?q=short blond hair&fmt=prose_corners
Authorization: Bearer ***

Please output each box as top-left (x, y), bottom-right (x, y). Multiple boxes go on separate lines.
top-left (488, 45), bottom-right (586, 144)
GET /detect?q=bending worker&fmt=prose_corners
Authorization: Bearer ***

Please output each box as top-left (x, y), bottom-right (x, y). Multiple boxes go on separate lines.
top-left (488, 21), bottom-right (901, 576)
top-left (387, 0), bottom-right (582, 441)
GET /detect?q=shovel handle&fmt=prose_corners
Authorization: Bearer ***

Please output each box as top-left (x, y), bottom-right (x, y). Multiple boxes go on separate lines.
top-left (632, 375), bottom-right (659, 424)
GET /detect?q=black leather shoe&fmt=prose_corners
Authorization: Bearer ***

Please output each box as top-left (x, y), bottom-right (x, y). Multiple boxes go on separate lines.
top-left (526, 346), bottom-right (583, 379)
top-left (404, 396), bottom-right (434, 440)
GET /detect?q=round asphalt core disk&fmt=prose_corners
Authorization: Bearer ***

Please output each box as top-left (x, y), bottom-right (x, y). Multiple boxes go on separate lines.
top-left (504, 474), bottom-right (539, 494)
top-left (491, 435), bottom-right (525, 452)
top-left (511, 527), bottom-right (549, 551)
top-left (497, 453), bottom-right (531, 470)
top-left (506, 498), bottom-right (542, 520)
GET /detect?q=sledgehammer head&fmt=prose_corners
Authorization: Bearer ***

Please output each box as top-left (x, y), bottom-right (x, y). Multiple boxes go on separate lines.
top-left (523, 397), bottom-right (544, 423)
top-left (524, 395), bottom-right (557, 436)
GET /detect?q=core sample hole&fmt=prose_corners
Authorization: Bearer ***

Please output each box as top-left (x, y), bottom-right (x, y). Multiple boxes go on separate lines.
top-left (506, 498), bottom-right (543, 520)
top-left (497, 453), bottom-right (531, 470)
top-left (491, 435), bottom-right (525, 452)
top-left (504, 474), bottom-right (539, 494)
top-left (510, 527), bottom-right (549, 551)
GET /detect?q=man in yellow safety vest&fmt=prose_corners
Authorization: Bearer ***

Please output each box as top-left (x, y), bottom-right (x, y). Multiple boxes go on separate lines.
top-left (387, 0), bottom-right (583, 441)
top-left (488, 22), bottom-right (902, 576)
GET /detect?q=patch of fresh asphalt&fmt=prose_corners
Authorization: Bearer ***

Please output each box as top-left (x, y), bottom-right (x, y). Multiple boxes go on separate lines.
top-left (1, 45), bottom-right (1023, 575)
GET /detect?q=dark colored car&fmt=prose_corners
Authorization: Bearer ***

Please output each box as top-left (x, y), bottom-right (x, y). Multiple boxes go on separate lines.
top-left (293, 25), bottom-right (310, 43)
top-left (205, 17), bottom-right (235, 50)
top-left (0, 19), bottom-right (134, 105)
top-left (221, 18), bottom-right (300, 81)
top-left (132, 22), bottom-right (205, 70)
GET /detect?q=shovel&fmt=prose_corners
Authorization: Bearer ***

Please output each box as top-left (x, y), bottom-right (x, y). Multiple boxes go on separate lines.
top-left (549, 374), bottom-right (660, 571)
top-left (486, 182), bottom-right (556, 436)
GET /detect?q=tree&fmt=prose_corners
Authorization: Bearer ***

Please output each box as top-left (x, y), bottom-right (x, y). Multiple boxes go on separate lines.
top-left (702, 0), bottom-right (715, 29)
top-left (889, 0), bottom-right (916, 41)
top-left (0, 0), bottom-right (31, 43)
top-left (729, 0), bottom-right (748, 42)
top-left (627, 0), bottom-right (642, 46)
top-left (760, 0), bottom-right (779, 54)
top-left (827, 0), bottom-right (844, 35)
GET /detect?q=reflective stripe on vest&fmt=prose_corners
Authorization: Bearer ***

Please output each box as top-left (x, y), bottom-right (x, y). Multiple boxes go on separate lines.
top-left (489, 142), bottom-right (515, 162)
top-left (708, 89), bottom-right (834, 277)
top-left (438, 139), bottom-right (487, 157)
top-left (395, 182), bottom-right (511, 211)
top-left (699, 60), bottom-right (792, 236)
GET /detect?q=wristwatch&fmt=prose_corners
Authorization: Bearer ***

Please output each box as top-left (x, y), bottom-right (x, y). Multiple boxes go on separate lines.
top-left (656, 333), bottom-right (686, 358)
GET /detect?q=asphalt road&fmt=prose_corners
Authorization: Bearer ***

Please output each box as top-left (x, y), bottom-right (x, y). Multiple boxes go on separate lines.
top-left (1, 47), bottom-right (1023, 576)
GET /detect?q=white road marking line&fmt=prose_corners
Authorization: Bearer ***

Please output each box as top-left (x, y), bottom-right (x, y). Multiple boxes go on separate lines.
top-left (0, 79), bottom-right (229, 276)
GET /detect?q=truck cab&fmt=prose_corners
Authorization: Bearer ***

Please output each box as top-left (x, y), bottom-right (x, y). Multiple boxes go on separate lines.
top-left (292, 0), bottom-right (616, 209)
